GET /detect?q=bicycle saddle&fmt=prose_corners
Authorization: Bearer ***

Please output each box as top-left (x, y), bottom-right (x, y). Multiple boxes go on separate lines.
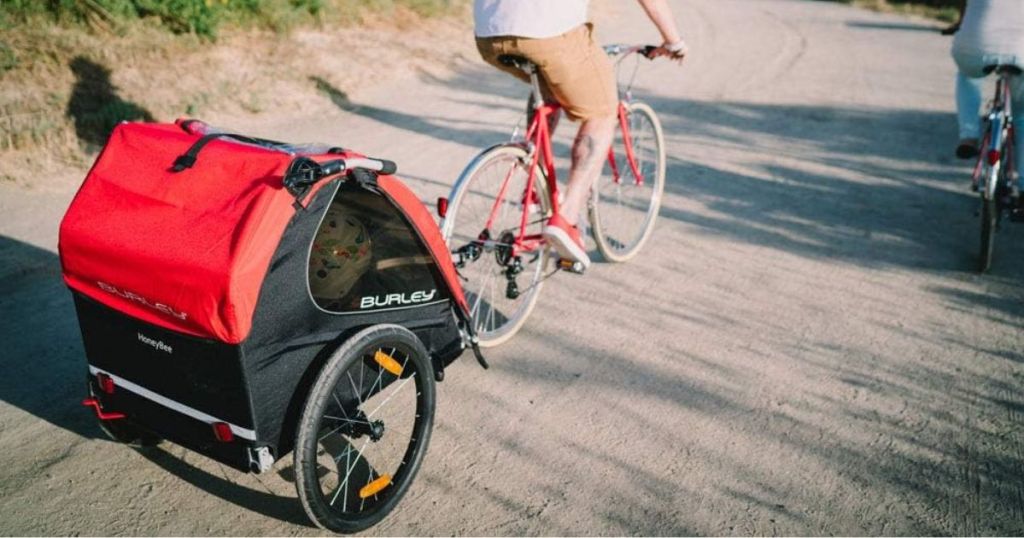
top-left (497, 54), bottom-right (533, 70)
top-left (983, 64), bottom-right (1023, 75)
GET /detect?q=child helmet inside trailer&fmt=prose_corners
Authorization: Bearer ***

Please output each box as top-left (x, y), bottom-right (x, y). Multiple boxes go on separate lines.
top-left (309, 207), bottom-right (373, 309)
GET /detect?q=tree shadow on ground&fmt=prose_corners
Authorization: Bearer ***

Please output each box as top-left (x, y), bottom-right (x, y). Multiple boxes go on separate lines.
top-left (66, 56), bottom-right (153, 150)
top-left (0, 235), bottom-right (313, 528)
top-left (374, 65), bottom-right (1024, 533)
top-left (846, 20), bottom-right (943, 32)
top-left (463, 298), bottom-right (1024, 534)
top-left (650, 96), bottom-right (1024, 275)
top-left (0, 236), bottom-right (101, 440)
top-left (309, 69), bottom-right (545, 151)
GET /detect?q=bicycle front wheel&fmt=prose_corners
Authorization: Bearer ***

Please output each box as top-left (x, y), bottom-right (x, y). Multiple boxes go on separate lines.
top-left (590, 101), bottom-right (666, 263)
top-left (442, 144), bottom-right (550, 347)
top-left (294, 325), bottom-right (435, 533)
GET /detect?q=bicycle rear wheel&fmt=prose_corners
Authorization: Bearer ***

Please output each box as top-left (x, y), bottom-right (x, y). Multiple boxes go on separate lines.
top-left (441, 144), bottom-right (550, 347)
top-left (980, 193), bottom-right (997, 273)
top-left (590, 101), bottom-right (666, 263)
top-left (294, 325), bottom-right (435, 533)
top-left (978, 139), bottom-right (1009, 273)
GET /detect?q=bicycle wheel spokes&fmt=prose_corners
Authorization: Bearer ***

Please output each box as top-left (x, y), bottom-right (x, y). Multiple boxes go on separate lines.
top-left (591, 102), bottom-right (666, 262)
top-left (444, 146), bottom-right (548, 346)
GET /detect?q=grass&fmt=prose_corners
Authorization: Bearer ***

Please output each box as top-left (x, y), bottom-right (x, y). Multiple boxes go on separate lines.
top-left (0, 0), bottom-right (469, 186)
top-left (0, 0), bottom-right (461, 39)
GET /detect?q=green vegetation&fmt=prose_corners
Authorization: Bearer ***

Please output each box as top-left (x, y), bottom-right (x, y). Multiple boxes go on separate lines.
top-left (0, 0), bottom-right (458, 39)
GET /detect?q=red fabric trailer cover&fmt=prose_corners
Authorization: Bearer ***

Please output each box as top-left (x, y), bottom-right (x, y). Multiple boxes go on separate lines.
top-left (60, 122), bottom-right (466, 344)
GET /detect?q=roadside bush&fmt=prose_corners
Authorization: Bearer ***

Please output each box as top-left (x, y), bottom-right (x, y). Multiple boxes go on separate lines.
top-left (891, 0), bottom-right (958, 6)
top-left (0, 0), bottom-right (458, 39)
top-left (134, 0), bottom-right (221, 37)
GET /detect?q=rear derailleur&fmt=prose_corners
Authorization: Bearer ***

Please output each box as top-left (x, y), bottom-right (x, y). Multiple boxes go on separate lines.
top-left (495, 231), bottom-right (525, 299)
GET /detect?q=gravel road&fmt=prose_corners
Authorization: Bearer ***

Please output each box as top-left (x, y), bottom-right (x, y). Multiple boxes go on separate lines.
top-left (2, 0), bottom-right (1023, 535)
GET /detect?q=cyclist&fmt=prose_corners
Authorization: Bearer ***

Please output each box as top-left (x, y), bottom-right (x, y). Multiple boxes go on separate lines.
top-left (948, 0), bottom-right (1024, 193)
top-left (474, 0), bottom-right (686, 269)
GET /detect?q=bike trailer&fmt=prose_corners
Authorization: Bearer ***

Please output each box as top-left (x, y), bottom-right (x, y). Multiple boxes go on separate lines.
top-left (59, 120), bottom-right (476, 499)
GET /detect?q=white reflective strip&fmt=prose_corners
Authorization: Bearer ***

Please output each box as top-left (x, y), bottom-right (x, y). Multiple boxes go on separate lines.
top-left (89, 366), bottom-right (257, 441)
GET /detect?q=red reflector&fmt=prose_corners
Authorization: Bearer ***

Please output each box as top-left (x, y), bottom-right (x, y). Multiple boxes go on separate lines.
top-left (212, 422), bottom-right (234, 442)
top-left (437, 197), bottom-right (449, 219)
top-left (988, 149), bottom-right (1001, 165)
top-left (97, 373), bottom-right (115, 394)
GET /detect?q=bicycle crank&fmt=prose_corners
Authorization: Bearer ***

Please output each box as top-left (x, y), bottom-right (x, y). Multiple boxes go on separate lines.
top-left (451, 229), bottom-right (489, 269)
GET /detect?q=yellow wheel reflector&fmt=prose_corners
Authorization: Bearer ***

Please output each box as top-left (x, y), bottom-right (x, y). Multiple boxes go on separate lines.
top-left (359, 475), bottom-right (392, 499)
top-left (374, 350), bottom-right (403, 376)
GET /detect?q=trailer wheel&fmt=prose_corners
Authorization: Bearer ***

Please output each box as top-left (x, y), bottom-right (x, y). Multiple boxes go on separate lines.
top-left (294, 324), bottom-right (436, 533)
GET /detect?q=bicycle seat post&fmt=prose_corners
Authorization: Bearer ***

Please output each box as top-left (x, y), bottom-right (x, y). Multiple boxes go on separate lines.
top-left (527, 65), bottom-right (544, 111)
top-left (497, 55), bottom-right (545, 111)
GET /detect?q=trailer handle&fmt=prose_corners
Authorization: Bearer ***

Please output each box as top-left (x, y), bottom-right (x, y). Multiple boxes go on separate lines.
top-left (284, 156), bottom-right (398, 197)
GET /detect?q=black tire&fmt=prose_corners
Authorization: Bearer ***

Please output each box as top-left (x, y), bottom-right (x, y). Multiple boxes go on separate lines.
top-left (590, 101), bottom-right (666, 262)
top-left (980, 196), bottom-right (997, 273)
top-left (294, 324), bottom-right (436, 533)
top-left (978, 151), bottom-right (1008, 273)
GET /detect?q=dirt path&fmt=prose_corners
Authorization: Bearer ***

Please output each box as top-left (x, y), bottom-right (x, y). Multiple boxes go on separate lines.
top-left (2, 0), bottom-right (1024, 535)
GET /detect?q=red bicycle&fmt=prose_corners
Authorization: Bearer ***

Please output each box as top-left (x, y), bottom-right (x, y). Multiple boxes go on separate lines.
top-left (441, 44), bottom-right (667, 346)
top-left (972, 64), bottom-right (1022, 272)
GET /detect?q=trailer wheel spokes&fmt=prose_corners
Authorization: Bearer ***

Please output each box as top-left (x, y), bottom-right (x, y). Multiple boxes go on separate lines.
top-left (295, 325), bottom-right (436, 532)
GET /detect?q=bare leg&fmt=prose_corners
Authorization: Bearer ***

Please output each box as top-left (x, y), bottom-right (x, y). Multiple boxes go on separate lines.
top-left (561, 116), bottom-right (617, 226)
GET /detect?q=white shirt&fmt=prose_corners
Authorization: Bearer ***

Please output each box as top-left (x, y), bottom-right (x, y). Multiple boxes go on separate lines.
top-left (953, 0), bottom-right (1024, 72)
top-left (474, 0), bottom-right (589, 39)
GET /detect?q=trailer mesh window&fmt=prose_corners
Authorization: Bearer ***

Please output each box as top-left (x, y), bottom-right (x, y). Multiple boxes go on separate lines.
top-left (308, 186), bottom-right (449, 313)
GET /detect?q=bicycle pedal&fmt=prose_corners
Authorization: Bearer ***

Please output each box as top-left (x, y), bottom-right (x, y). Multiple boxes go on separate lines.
top-left (556, 258), bottom-right (586, 275)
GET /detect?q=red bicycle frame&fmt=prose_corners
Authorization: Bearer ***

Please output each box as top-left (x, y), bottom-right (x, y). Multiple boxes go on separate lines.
top-left (972, 71), bottom-right (1017, 193)
top-left (480, 100), bottom-right (644, 259)
top-left (609, 102), bottom-right (646, 186)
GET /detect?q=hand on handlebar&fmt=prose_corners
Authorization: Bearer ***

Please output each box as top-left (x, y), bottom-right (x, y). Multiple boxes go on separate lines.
top-left (646, 41), bottom-right (688, 63)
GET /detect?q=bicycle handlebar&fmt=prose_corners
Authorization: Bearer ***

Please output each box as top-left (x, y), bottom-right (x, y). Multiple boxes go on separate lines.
top-left (603, 44), bottom-right (659, 59)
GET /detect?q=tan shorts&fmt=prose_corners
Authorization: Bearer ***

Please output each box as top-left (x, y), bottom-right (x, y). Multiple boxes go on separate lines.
top-left (476, 23), bottom-right (618, 121)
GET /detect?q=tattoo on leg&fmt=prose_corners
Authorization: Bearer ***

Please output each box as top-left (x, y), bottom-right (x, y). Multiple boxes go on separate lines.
top-left (573, 133), bottom-right (597, 170)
